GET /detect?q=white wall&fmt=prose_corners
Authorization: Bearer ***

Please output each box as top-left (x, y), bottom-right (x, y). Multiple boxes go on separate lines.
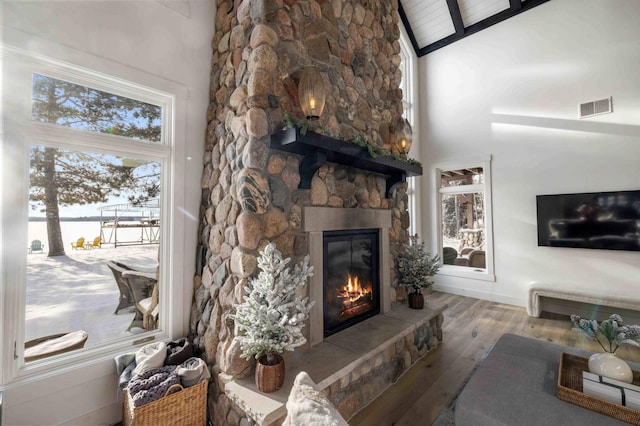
top-left (1, 1), bottom-right (214, 424)
top-left (419, 0), bottom-right (640, 306)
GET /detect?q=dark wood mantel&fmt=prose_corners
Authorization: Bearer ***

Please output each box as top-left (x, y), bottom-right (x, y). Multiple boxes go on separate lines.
top-left (270, 128), bottom-right (422, 197)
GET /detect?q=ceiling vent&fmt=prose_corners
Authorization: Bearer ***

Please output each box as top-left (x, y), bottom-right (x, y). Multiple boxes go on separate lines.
top-left (579, 97), bottom-right (613, 119)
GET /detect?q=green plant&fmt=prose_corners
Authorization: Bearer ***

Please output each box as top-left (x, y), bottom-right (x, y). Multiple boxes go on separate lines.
top-left (283, 111), bottom-right (325, 136)
top-left (233, 243), bottom-right (314, 364)
top-left (396, 234), bottom-right (440, 294)
top-left (570, 314), bottom-right (640, 353)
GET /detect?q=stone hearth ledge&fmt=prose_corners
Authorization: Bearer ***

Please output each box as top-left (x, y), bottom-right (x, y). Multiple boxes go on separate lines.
top-left (225, 300), bottom-right (447, 425)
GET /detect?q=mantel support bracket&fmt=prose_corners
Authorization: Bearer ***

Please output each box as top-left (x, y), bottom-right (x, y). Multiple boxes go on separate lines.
top-left (385, 173), bottom-right (407, 198)
top-left (298, 151), bottom-right (327, 190)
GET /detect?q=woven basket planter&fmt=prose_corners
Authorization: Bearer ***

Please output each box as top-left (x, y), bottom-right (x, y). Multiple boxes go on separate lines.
top-left (255, 353), bottom-right (285, 393)
top-left (408, 292), bottom-right (424, 309)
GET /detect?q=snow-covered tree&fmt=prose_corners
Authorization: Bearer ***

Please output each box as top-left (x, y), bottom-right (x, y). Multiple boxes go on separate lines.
top-left (233, 243), bottom-right (314, 365)
top-left (397, 234), bottom-right (440, 294)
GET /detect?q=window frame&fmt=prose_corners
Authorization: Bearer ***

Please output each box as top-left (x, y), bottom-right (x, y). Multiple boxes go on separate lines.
top-left (1, 44), bottom-right (187, 385)
top-left (435, 157), bottom-right (495, 281)
top-left (399, 23), bottom-right (420, 237)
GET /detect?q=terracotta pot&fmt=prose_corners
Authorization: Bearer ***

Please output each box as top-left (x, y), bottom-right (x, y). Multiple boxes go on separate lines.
top-left (408, 292), bottom-right (424, 309)
top-left (588, 352), bottom-right (633, 383)
top-left (255, 353), bottom-right (285, 393)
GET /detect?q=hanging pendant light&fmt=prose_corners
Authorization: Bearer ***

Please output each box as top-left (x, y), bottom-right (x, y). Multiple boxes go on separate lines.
top-left (298, 66), bottom-right (326, 120)
top-left (396, 117), bottom-right (413, 156)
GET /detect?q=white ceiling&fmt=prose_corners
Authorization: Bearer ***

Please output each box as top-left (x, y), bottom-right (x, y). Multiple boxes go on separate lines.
top-left (401, 0), bottom-right (456, 47)
top-left (399, 0), bottom-right (550, 56)
top-left (459, 0), bottom-right (511, 27)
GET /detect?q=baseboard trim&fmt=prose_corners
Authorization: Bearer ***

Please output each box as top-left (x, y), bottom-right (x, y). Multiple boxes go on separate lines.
top-left (59, 402), bottom-right (121, 426)
top-left (432, 284), bottom-right (523, 308)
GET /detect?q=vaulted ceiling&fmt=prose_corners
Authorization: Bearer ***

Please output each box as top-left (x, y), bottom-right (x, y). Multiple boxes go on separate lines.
top-left (399, 0), bottom-right (551, 56)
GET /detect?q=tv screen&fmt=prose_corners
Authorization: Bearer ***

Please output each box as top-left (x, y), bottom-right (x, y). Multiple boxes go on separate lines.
top-left (536, 190), bottom-right (640, 251)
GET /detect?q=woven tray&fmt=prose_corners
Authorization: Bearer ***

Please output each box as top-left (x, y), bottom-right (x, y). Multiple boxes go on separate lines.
top-left (558, 352), bottom-right (640, 425)
top-left (123, 380), bottom-right (208, 426)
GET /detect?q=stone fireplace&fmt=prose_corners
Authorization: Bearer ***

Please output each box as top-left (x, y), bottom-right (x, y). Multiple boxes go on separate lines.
top-left (303, 206), bottom-right (391, 346)
top-left (190, 0), bottom-right (433, 424)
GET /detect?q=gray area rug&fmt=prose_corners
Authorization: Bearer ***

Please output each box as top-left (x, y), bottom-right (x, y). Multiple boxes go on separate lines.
top-left (432, 344), bottom-right (494, 426)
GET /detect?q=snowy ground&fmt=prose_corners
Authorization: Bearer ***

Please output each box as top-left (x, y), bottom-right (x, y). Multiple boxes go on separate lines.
top-left (26, 244), bottom-right (159, 347)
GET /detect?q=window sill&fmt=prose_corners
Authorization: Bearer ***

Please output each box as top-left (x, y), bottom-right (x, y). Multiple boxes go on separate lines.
top-left (6, 330), bottom-right (166, 386)
top-left (438, 265), bottom-right (496, 282)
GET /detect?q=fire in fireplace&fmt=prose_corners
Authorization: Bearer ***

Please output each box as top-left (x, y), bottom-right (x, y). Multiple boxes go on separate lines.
top-left (323, 229), bottom-right (380, 336)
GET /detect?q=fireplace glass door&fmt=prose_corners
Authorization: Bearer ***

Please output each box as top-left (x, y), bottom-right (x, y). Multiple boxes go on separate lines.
top-left (323, 229), bottom-right (380, 337)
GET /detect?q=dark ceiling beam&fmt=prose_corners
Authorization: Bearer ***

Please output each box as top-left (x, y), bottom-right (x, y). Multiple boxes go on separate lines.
top-left (509, 0), bottom-right (523, 12)
top-left (446, 0), bottom-right (465, 36)
top-left (416, 0), bottom-right (551, 57)
top-left (398, 2), bottom-right (421, 57)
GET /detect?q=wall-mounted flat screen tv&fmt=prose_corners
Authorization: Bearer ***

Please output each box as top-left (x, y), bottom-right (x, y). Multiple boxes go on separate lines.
top-left (537, 190), bottom-right (640, 251)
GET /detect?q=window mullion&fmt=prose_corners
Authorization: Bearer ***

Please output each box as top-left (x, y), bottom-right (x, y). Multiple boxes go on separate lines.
top-left (439, 183), bottom-right (484, 194)
top-left (25, 123), bottom-right (170, 160)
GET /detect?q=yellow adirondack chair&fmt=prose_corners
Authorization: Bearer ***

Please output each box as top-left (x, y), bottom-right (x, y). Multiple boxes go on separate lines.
top-left (90, 236), bottom-right (101, 249)
top-left (71, 237), bottom-right (85, 250)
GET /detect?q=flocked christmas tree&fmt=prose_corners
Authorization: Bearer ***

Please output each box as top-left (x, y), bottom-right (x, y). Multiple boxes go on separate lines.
top-left (397, 234), bottom-right (440, 295)
top-left (233, 243), bottom-right (314, 365)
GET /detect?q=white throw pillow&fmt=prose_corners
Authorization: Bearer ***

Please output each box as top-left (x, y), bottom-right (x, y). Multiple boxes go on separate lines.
top-left (282, 371), bottom-right (348, 426)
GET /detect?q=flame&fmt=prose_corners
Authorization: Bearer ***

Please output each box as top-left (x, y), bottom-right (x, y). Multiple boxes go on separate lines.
top-left (347, 274), bottom-right (363, 296)
top-left (337, 274), bottom-right (372, 306)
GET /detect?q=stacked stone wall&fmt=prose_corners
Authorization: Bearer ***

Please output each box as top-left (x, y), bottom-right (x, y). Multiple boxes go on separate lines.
top-left (458, 228), bottom-right (484, 250)
top-left (193, 1), bottom-right (410, 423)
top-left (325, 311), bottom-right (444, 420)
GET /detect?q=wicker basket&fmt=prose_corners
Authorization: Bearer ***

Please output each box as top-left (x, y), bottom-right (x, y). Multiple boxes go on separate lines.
top-left (557, 352), bottom-right (640, 425)
top-left (255, 353), bottom-right (285, 393)
top-left (123, 380), bottom-right (208, 426)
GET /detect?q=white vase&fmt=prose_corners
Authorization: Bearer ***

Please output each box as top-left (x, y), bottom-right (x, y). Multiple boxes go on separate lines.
top-left (588, 352), bottom-right (634, 383)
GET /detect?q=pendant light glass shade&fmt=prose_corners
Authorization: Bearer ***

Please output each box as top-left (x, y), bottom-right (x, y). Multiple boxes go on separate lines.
top-left (396, 117), bottom-right (413, 155)
top-left (298, 66), bottom-right (326, 120)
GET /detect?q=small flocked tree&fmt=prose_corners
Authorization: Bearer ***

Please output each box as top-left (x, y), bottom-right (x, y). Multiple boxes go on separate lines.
top-left (234, 243), bottom-right (314, 365)
top-left (397, 234), bottom-right (440, 295)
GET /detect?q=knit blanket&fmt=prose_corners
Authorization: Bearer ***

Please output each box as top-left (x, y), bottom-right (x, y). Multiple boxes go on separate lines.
top-left (177, 357), bottom-right (211, 387)
top-left (127, 365), bottom-right (179, 407)
top-left (132, 341), bottom-right (167, 376)
top-left (165, 337), bottom-right (194, 366)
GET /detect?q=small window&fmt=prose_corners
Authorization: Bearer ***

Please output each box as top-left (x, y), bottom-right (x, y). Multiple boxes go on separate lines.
top-left (31, 74), bottom-right (162, 142)
top-left (437, 161), bottom-right (494, 280)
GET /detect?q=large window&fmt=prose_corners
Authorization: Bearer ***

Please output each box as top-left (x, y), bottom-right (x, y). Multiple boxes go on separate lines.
top-left (2, 48), bottom-right (179, 381)
top-left (27, 145), bottom-right (162, 347)
top-left (437, 159), bottom-right (494, 280)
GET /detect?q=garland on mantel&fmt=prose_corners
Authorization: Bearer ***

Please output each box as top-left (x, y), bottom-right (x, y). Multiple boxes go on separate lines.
top-left (283, 112), bottom-right (422, 167)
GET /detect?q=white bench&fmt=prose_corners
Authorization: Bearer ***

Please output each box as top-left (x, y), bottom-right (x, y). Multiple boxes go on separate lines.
top-left (527, 281), bottom-right (640, 318)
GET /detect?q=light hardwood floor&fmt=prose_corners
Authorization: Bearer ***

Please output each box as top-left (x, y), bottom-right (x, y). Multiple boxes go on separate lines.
top-left (349, 291), bottom-right (640, 426)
